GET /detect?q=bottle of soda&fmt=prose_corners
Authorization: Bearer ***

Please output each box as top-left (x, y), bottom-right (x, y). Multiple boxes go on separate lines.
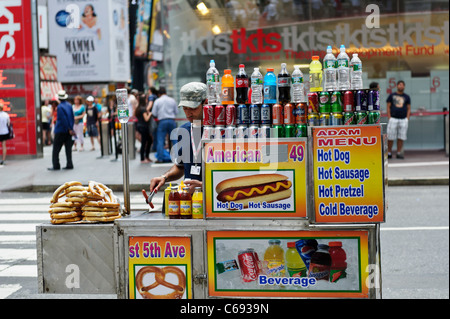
top-left (263, 68), bottom-right (277, 104)
top-left (291, 65), bottom-right (305, 103)
top-left (309, 244), bottom-right (331, 280)
top-left (221, 69), bottom-right (235, 105)
top-left (337, 45), bottom-right (350, 90)
top-left (350, 53), bottom-right (363, 90)
top-left (309, 56), bottom-right (323, 92)
top-left (278, 63), bottom-right (291, 104)
top-left (329, 241), bottom-right (347, 283)
top-left (206, 60), bottom-right (220, 104)
top-left (251, 67), bottom-right (263, 104)
top-left (236, 64), bottom-right (249, 104)
top-left (323, 46), bottom-right (337, 91)
top-left (285, 242), bottom-right (307, 277)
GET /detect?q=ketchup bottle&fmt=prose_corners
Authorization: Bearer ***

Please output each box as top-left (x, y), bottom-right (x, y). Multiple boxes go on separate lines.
top-left (168, 186), bottom-right (181, 219)
top-left (329, 241), bottom-right (347, 283)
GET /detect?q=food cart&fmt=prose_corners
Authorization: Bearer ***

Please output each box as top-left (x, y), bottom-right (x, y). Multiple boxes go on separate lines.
top-left (36, 122), bottom-right (386, 299)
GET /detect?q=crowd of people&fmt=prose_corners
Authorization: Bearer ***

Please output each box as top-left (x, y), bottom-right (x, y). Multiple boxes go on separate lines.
top-left (44, 86), bottom-right (178, 170)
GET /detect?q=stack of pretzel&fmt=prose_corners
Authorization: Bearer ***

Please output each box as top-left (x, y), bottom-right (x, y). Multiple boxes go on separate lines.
top-left (49, 181), bottom-right (122, 224)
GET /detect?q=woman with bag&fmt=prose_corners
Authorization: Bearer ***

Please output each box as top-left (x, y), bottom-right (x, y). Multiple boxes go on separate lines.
top-left (135, 94), bottom-right (153, 163)
top-left (0, 102), bottom-right (12, 166)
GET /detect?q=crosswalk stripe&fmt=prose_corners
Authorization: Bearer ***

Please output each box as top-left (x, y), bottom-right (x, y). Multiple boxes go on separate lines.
top-left (0, 213), bottom-right (49, 221)
top-left (0, 235), bottom-right (36, 243)
top-left (0, 284), bottom-right (21, 299)
top-left (0, 224), bottom-right (38, 233)
top-left (0, 249), bottom-right (36, 262)
top-left (0, 265), bottom-right (37, 277)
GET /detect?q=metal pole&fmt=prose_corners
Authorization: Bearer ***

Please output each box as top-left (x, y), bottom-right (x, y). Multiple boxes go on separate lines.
top-left (116, 89), bottom-right (131, 215)
top-left (121, 123), bottom-right (130, 214)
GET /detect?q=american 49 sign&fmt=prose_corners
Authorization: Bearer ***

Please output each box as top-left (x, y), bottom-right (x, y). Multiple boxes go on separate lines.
top-left (311, 125), bottom-right (385, 224)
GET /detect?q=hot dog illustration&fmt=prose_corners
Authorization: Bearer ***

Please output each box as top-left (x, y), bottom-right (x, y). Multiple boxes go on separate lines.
top-left (216, 174), bottom-right (292, 209)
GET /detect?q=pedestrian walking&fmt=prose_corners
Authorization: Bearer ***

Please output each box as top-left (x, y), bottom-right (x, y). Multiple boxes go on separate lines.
top-left (386, 80), bottom-right (411, 159)
top-left (41, 101), bottom-right (52, 146)
top-left (48, 90), bottom-right (75, 170)
top-left (72, 95), bottom-right (86, 151)
top-left (135, 94), bottom-right (153, 163)
top-left (151, 87), bottom-right (178, 163)
top-left (0, 102), bottom-right (12, 166)
top-left (85, 95), bottom-right (101, 151)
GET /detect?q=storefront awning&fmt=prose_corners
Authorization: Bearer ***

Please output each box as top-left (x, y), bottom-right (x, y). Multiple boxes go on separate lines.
top-left (40, 81), bottom-right (63, 101)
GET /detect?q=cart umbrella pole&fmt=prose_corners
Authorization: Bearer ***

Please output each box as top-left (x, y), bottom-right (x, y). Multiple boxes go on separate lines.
top-left (116, 89), bottom-right (131, 215)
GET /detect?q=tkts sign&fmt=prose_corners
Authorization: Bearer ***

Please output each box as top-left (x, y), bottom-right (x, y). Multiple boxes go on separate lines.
top-left (180, 19), bottom-right (449, 56)
top-left (0, 0), bottom-right (22, 60)
top-left (0, 0), bottom-right (39, 157)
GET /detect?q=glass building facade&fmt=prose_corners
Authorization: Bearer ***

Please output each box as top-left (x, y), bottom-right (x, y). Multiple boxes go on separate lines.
top-left (160, 0), bottom-right (449, 149)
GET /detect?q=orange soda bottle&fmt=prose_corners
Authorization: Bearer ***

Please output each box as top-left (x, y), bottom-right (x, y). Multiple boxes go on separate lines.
top-left (221, 69), bottom-right (235, 105)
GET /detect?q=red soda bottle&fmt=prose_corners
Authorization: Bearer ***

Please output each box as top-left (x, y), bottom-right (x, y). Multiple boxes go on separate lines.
top-left (236, 64), bottom-right (249, 104)
top-left (329, 241), bottom-right (347, 283)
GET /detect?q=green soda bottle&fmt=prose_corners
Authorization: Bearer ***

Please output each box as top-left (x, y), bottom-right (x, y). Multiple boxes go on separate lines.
top-left (285, 242), bottom-right (307, 277)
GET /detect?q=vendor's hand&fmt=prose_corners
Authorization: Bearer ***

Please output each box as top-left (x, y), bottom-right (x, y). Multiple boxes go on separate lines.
top-left (150, 176), bottom-right (165, 193)
top-left (184, 180), bottom-right (202, 194)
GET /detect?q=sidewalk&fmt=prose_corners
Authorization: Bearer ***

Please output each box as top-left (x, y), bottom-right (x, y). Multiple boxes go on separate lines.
top-left (0, 144), bottom-right (448, 193)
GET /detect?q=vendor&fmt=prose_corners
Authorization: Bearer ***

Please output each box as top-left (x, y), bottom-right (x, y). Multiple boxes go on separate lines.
top-left (149, 82), bottom-right (207, 194)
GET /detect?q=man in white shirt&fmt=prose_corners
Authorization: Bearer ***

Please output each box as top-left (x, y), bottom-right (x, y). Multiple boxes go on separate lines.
top-left (151, 87), bottom-right (178, 163)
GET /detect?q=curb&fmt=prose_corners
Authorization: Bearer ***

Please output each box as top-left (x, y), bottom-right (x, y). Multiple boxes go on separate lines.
top-left (387, 177), bottom-right (449, 186)
top-left (2, 179), bottom-right (448, 193)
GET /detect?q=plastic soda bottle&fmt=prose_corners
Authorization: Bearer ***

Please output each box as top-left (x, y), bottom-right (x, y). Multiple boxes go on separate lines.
top-left (291, 65), bottom-right (305, 103)
top-left (309, 56), bottom-right (322, 92)
top-left (263, 68), bottom-right (277, 104)
top-left (323, 46), bottom-right (337, 91)
top-left (350, 53), bottom-right (363, 90)
top-left (329, 241), bottom-right (347, 283)
top-left (337, 45), bottom-right (351, 90)
top-left (264, 239), bottom-right (285, 277)
top-left (236, 64), bottom-right (249, 104)
top-left (221, 69), bottom-right (235, 105)
top-left (192, 187), bottom-right (203, 219)
top-left (285, 242), bottom-right (307, 277)
top-left (206, 60), bottom-right (220, 104)
top-left (277, 63), bottom-right (291, 104)
top-left (251, 67), bottom-right (263, 104)
top-left (309, 244), bottom-right (331, 280)
top-left (115, 88), bottom-right (129, 123)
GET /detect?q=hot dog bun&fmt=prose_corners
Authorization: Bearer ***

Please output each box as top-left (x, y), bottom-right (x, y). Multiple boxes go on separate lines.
top-left (216, 174), bottom-right (289, 194)
top-left (228, 189), bottom-right (292, 209)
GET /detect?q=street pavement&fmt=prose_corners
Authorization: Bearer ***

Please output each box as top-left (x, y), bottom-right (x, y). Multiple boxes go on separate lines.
top-left (0, 144), bottom-right (448, 193)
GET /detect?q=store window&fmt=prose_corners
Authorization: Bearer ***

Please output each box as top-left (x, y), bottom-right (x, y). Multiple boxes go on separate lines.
top-left (162, 0), bottom-right (449, 149)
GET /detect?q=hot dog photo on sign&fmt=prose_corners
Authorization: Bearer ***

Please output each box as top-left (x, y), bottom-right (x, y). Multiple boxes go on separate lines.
top-left (213, 172), bottom-right (294, 211)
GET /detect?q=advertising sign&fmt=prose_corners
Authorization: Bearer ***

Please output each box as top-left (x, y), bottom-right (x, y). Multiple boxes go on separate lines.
top-left (128, 236), bottom-right (192, 299)
top-left (312, 125), bottom-right (385, 223)
top-left (203, 139), bottom-right (307, 218)
top-left (0, 0), bottom-right (38, 156)
top-left (207, 230), bottom-right (370, 298)
top-left (48, 0), bottom-right (130, 83)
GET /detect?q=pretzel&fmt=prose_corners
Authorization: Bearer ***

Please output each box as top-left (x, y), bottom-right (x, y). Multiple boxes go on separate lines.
top-left (48, 207), bottom-right (78, 214)
top-left (50, 202), bottom-right (75, 208)
top-left (64, 186), bottom-right (88, 194)
top-left (51, 181), bottom-right (82, 203)
top-left (51, 211), bottom-right (81, 219)
top-left (84, 201), bottom-right (120, 208)
top-left (135, 266), bottom-right (186, 299)
top-left (50, 216), bottom-right (82, 224)
top-left (82, 215), bottom-right (121, 222)
top-left (88, 181), bottom-right (106, 199)
top-left (82, 211), bottom-right (120, 217)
